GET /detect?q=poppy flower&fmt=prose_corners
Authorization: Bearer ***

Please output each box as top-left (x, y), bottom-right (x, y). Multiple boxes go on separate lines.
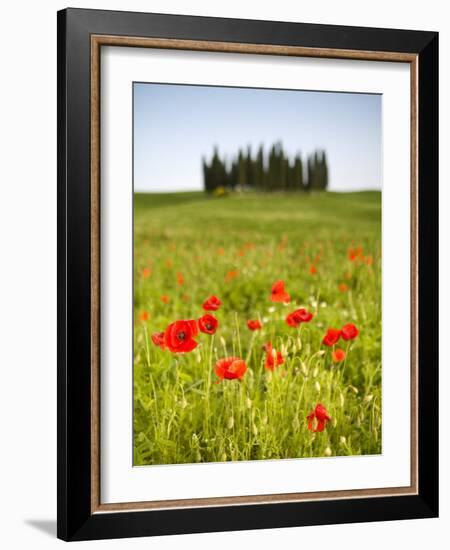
top-left (341, 323), bottom-right (359, 340)
top-left (141, 267), bottom-right (151, 278)
top-left (163, 320), bottom-right (199, 353)
top-left (247, 319), bottom-right (262, 331)
top-left (348, 246), bottom-right (364, 262)
top-left (202, 295), bottom-right (222, 311)
top-left (215, 357), bottom-right (247, 380)
top-left (322, 328), bottom-right (341, 346)
top-left (217, 247), bottom-right (225, 256)
top-left (225, 270), bottom-right (239, 281)
top-left (285, 308), bottom-right (314, 327)
top-left (151, 331), bottom-right (165, 349)
top-left (139, 310), bottom-right (150, 322)
top-left (309, 264), bottom-right (317, 275)
top-left (332, 348), bottom-right (346, 363)
top-left (338, 283), bottom-right (348, 293)
top-left (306, 403), bottom-right (331, 432)
top-left (176, 272), bottom-right (184, 285)
top-left (365, 255), bottom-right (374, 266)
top-left (264, 342), bottom-right (284, 371)
top-left (270, 280), bottom-right (290, 303)
top-left (198, 314), bottom-right (218, 335)
top-left (161, 295), bottom-right (170, 304)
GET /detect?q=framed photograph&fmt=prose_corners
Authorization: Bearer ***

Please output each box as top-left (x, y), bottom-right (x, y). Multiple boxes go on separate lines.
top-left (57, 8), bottom-right (438, 541)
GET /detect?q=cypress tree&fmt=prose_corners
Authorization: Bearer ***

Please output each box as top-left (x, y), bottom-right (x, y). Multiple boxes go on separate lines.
top-left (294, 154), bottom-right (304, 191)
top-left (245, 146), bottom-right (254, 188)
top-left (202, 144), bottom-right (328, 194)
top-left (321, 150), bottom-right (329, 190)
top-left (237, 149), bottom-right (246, 187)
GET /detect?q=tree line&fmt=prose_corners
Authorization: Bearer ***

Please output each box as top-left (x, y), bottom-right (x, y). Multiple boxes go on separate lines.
top-left (202, 142), bottom-right (328, 193)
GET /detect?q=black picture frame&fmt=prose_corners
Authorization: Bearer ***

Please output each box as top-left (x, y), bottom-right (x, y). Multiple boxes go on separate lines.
top-left (57, 7), bottom-right (438, 541)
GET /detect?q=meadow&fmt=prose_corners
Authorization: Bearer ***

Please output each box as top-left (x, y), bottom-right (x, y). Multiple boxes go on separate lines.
top-left (133, 191), bottom-right (381, 466)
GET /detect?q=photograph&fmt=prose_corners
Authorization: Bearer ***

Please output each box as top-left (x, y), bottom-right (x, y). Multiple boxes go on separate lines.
top-left (133, 82), bottom-right (382, 466)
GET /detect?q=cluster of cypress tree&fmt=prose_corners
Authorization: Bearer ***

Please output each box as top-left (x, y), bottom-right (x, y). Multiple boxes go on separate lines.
top-left (202, 143), bottom-right (328, 193)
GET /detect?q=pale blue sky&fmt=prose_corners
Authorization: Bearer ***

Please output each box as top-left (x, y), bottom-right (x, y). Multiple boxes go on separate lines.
top-left (133, 83), bottom-right (381, 193)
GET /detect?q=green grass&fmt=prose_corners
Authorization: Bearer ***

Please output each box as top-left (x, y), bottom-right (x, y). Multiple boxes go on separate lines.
top-left (133, 191), bottom-right (381, 465)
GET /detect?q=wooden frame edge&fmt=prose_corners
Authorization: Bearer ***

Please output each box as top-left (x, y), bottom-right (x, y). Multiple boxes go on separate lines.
top-left (89, 34), bottom-right (419, 514)
top-left (91, 34), bottom-right (101, 513)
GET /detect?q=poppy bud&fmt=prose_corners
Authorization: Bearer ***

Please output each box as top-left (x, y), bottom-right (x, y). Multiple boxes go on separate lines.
top-left (324, 447), bottom-right (332, 457)
top-left (179, 397), bottom-right (188, 409)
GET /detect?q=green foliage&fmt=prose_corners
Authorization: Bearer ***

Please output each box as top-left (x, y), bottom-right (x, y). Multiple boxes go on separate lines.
top-left (202, 142), bottom-right (328, 193)
top-left (134, 191), bottom-right (381, 465)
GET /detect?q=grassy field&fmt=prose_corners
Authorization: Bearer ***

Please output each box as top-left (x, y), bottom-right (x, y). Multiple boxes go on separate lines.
top-left (133, 191), bottom-right (381, 465)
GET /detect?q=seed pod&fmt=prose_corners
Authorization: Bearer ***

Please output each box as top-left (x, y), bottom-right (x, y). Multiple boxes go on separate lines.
top-left (340, 436), bottom-right (347, 445)
top-left (324, 447), bottom-right (332, 457)
top-left (179, 397), bottom-right (188, 409)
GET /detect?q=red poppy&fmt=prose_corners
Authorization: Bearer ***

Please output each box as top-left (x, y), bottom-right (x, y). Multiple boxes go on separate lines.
top-left (151, 331), bottom-right (165, 349)
top-left (202, 295), bottom-right (222, 311)
top-left (322, 328), bottom-right (341, 346)
top-left (285, 308), bottom-right (314, 327)
top-left (309, 264), bottom-right (317, 275)
top-left (332, 348), bottom-right (346, 363)
top-left (270, 280), bottom-right (290, 303)
top-left (161, 295), bottom-right (170, 304)
top-left (341, 323), bottom-right (359, 340)
top-left (306, 403), bottom-right (331, 432)
top-left (139, 310), bottom-right (150, 322)
top-left (264, 342), bottom-right (284, 371)
top-left (198, 314), bottom-right (218, 335)
top-left (215, 357), bottom-right (247, 380)
top-left (338, 283), bottom-right (348, 293)
top-left (176, 272), bottom-right (184, 285)
top-left (247, 319), bottom-right (262, 331)
top-left (163, 320), bottom-right (199, 353)
top-left (141, 267), bottom-right (151, 278)
top-left (225, 270), bottom-right (239, 281)
top-left (348, 246), bottom-right (364, 262)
